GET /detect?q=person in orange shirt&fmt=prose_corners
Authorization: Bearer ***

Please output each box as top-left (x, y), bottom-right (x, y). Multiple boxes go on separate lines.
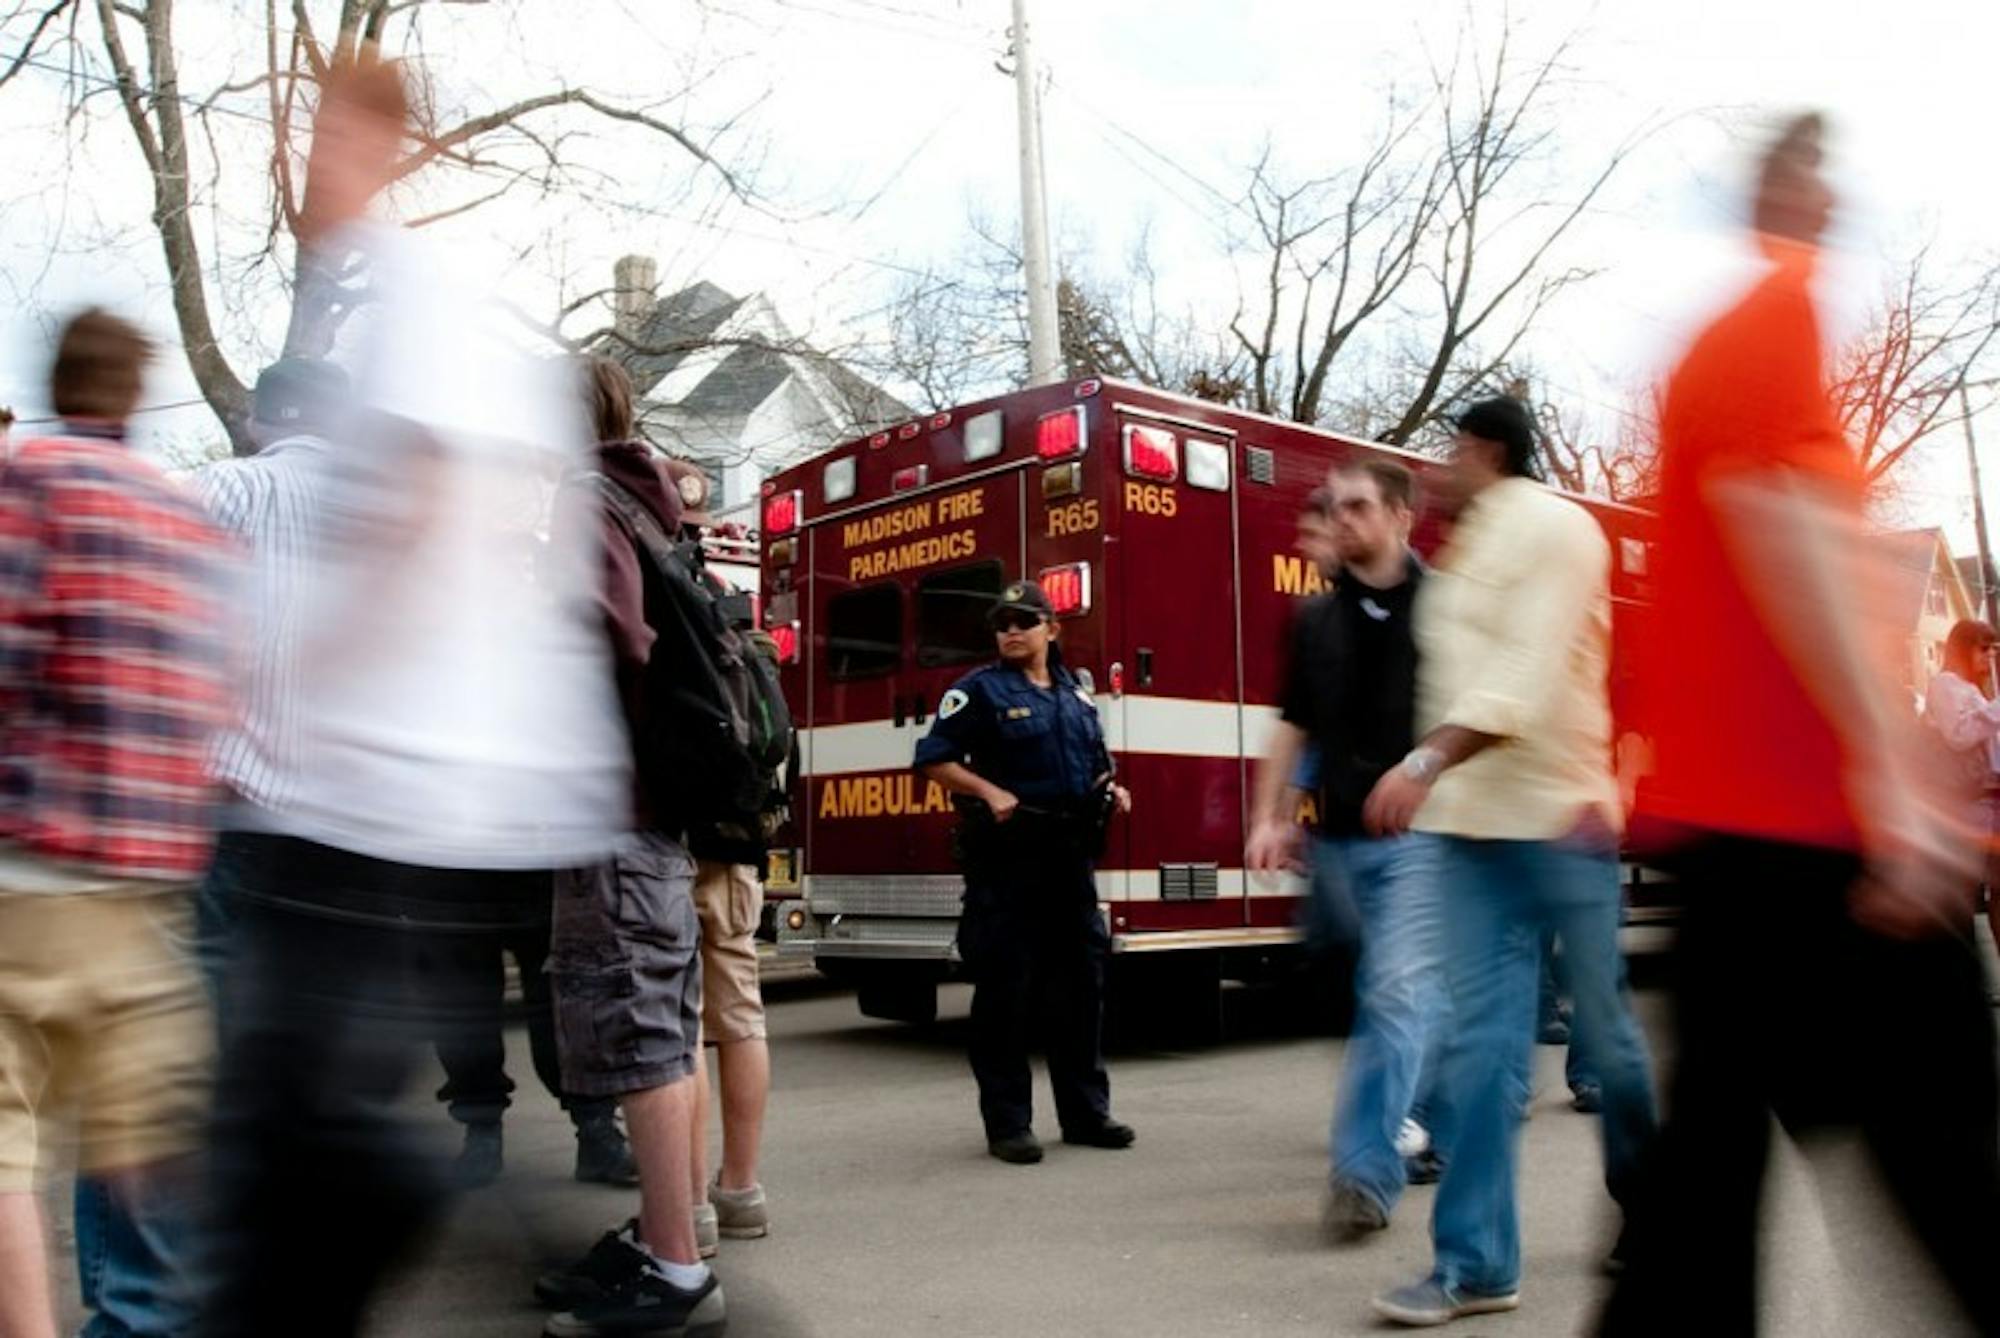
top-left (1599, 115), bottom-right (2000, 1335)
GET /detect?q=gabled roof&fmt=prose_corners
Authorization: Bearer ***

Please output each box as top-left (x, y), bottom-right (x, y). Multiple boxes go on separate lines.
top-left (620, 282), bottom-right (749, 395)
top-left (604, 280), bottom-right (908, 443)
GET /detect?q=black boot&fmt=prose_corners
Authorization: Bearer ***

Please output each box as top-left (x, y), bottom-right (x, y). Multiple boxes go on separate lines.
top-left (574, 1113), bottom-right (640, 1187)
top-left (456, 1121), bottom-right (503, 1188)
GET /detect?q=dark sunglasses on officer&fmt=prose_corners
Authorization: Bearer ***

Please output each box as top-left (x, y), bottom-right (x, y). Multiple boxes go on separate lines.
top-left (990, 611), bottom-right (1046, 634)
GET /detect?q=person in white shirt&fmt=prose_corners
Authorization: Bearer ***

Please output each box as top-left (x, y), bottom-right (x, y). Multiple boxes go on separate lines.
top-left (1925, 619), bottom-right (2000, 954)
top-left (200, 55), bottom-right (629, 1336)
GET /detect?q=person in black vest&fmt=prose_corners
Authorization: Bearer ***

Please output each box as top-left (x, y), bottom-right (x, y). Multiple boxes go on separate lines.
top-left (916, 579), bottom-right (1134, 1165)
top-left (1248, 457), bottom-right (1447, 1238)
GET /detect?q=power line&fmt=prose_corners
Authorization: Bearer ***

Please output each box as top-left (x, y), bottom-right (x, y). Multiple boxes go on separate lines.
top-left (11, 396), bottom-right (212, 426)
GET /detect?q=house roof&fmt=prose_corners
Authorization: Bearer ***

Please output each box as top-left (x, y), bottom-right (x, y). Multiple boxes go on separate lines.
top-left (604, 280), bottom-right (909, 446)
top-left (619, 281), bottom-right (747, 395)
top-left (1881, 527), bottom-right (1974, 628)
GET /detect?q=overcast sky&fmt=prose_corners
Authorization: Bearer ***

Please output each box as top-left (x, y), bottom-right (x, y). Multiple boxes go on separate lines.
top-left (2, 0), bottom-right (1994, 554)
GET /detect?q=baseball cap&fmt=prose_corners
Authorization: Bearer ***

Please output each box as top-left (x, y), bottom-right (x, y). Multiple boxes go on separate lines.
top-left (252, 358), bottom-right (348, 432)
top-left (1451, 396), bottom-right (1539, 478)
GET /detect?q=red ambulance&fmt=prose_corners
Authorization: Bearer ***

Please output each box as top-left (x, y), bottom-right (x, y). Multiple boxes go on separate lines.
top-left (756, 378), bottom-right (1657, 1023)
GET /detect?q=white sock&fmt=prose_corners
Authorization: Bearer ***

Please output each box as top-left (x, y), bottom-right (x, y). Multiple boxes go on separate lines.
top-left (648, 1253), bottom-right (711, 1291)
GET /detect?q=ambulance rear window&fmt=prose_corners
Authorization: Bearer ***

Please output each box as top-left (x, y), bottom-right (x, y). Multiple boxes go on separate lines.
top-left (827, 583), bottom-right (902, 680)
top-left (916, 560), bottom-right (1006, 668)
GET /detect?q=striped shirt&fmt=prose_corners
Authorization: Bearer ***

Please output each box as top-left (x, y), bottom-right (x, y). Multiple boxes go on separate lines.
top-left (192, 436), bottom-right (326, 815)
top-left (0, 428), bottom-right (233, 880)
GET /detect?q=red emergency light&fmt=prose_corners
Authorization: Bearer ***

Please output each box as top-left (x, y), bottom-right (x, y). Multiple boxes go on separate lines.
top-left (897, 421), bottom-right (922, 441)
top-left (1038, 562), bottom-right (1092, 617)
top-left (1035, 406), bottom-right (1086, 461)
top-left (767, 621), bottom-right (800, 665)
top-left (868, 431), bottom-right (891, 450)
top-left (891, 464), bottom-right (929, 492)
top-left (762, 490), bottom-right (801, 536)
top-left (1122, 424), bottom-right (1179, 483)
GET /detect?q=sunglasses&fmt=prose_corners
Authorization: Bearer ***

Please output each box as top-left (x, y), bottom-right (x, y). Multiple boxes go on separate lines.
top-left (992, 612), bottom-right (1045, 633)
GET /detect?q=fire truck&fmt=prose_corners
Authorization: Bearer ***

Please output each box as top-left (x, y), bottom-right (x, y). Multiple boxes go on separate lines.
top-left (755, 378), bottom-right (1657, 1023)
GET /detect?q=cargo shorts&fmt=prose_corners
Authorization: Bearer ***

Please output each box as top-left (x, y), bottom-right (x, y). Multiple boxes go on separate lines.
top-left (550, 832), bottom-right (703, 1098)
top-left (693, 859), bottom-right (768, 1046)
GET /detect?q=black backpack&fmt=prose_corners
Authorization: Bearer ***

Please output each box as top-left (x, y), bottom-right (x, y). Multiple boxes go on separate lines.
top-left (591, 474), bottom-right (794, 841)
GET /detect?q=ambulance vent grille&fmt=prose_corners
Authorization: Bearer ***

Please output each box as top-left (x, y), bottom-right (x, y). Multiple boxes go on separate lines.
top-left (809, 876), bottom-right (965, 918)
top-left (1159, 863), bottom-right (1220, 901)
top-left (1244, 447), bottom-right (1276, 486)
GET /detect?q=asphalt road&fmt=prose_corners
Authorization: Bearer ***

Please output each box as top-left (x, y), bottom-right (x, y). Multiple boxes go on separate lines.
top-left (52, 952), bottom-right (1985, 1337)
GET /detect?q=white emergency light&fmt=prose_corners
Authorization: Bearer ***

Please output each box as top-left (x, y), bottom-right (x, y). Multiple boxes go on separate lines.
top-left (823, 455), bottom-right (857, 504)
top-left (963, 410), bottom-right (1004, 461)
top-left (1186, 439), bottom-right (1231, 492)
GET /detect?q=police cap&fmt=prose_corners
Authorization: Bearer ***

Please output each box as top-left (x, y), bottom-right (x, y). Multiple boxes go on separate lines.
top-left (988, 579), bottom-right (1053, 627)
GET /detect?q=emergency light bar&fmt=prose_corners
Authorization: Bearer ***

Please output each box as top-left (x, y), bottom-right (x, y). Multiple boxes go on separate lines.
top-left (1038, 562), bottom-right (1092, 617)
top-left (762, 489), bottom-right (801, 537)
top-left (1122, 424), bottom-right (1179, 483)
top-left (1036, 406), bottom-right (1086, 461)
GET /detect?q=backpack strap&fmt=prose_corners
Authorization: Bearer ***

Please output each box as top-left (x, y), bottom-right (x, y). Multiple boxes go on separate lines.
top-left (585, 470), bottom-right (680, 563)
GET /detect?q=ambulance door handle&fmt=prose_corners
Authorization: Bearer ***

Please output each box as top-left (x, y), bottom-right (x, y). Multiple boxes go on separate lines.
top-left (1136, 648), bottom-right (1154, 689)
top-left (892, 694), bottom-right (907, 728)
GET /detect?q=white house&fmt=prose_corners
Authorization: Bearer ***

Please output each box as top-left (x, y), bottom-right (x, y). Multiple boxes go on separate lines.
top-left (604, 255), bottom-right (909, 521)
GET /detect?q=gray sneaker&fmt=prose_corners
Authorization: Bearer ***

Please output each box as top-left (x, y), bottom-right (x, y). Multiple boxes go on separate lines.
top-left (1372, 1276), bottom-right (1519, 1327)
top-left (1321, 1179), bottom-right (1389, 1242)
top-left (709, 1180), bottom-right (768, 1240)
top-left (692, 1203), bottom-right (718, 1260)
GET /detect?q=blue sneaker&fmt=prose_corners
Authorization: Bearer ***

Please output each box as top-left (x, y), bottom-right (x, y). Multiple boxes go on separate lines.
top-left (1372, 1276), bottom-right (1520, 1327)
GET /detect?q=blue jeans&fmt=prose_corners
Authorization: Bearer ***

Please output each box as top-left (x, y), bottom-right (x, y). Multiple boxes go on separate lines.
top-left (73, 1174), bottom-right (203, 1338)
top-left (1539, 931), bottom-right (1600, 1093)
top-left (1324, 833), bottom-right (1447, 1211)
top-left (72, 833), bottom-right (246, 1336)
top-left (1426, 835), bottom-right (1656, 1294)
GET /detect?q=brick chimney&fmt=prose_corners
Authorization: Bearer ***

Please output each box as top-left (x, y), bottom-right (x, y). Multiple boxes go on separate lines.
top-left (613, 254), bottom-right (657, 340)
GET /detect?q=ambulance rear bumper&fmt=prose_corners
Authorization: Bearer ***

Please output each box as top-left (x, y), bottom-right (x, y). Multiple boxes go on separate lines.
top-left (775, 898), bottom-right (961, 964)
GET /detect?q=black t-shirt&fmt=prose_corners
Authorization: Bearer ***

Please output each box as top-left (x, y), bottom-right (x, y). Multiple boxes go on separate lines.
top-left (1278, 561), bottom-right (1421, 835)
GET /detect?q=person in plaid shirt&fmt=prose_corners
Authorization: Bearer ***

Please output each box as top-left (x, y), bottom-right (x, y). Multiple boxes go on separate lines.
top-left (0, 308), bottom-right (232, 1338)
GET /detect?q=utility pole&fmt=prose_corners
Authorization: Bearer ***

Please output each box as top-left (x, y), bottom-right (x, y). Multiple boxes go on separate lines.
top-left (1008, 0), bottom-right (1061, 386)
top-left (1964, 383), bottom-right (1998, 630)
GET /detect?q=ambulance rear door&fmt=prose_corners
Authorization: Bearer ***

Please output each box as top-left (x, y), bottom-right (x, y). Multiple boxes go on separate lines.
top-left (1106, 403), bottom-right (1248, 932)
top-left (804, 466), bottom-right (1025, 888)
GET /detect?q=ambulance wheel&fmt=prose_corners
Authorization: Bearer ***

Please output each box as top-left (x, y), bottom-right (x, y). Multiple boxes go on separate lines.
top-left (854, 969), bottom-right (939, 1025)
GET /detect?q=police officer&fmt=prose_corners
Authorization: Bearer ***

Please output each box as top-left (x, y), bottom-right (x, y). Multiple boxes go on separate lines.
top-left (915, 579), bottom-right (1136, 1165)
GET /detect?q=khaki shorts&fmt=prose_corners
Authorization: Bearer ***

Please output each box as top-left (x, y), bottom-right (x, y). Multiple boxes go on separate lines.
top-left (693, 860), bottom-right (767, 1045)
top-left (0, 888), bottom-right (212, 1191)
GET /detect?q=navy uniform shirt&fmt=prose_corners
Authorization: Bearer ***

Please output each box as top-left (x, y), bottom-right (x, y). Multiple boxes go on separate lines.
top-left (913, 656), bottom-right (1111, 808)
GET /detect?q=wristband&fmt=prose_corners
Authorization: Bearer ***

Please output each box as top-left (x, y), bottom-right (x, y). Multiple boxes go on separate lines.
top-left (1401, 745), bottom-right (1445, 785)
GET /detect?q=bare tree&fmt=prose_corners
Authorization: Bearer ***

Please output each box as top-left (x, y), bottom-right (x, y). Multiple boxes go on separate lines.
top-left (1829, 241), bottom-right (2000, 487)
top-left (1376, 21), bottom-right (1647, 444)
top-left (12, 1), bottom-right (754, 452)
top-left (1222, 113), bottom-right (1444, 423)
